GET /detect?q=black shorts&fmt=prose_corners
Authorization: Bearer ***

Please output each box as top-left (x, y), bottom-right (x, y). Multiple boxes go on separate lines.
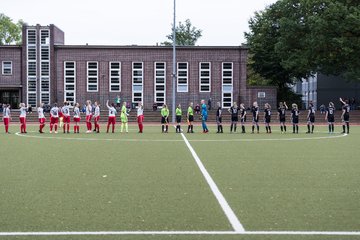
top-left (231, 116), bottom-right (238, 122)
top-left (343, 113), bottom-right (349, 122)
top-left (308, 116), bottom-right (315, 123)
top-left (161, 116), bottom-right (168, 124)
top-left (279, 117), bottom-right (286, 123)
top-left (292, 117), bottom-right (299, 124)
top-left (252, 117), bottom-right (259, 123)
top-left (216, 116), bottom-right (222, 123)
top-left (241, 116), bottom-right (246, 123)
top-left (265, 117), bottom-right (271, 123)
top-left (176, 116), bottom-right (181, 123)
top-left (327, 116), bottom-right (334, 123)
top-left (188, 115), bottom-right (194, 122)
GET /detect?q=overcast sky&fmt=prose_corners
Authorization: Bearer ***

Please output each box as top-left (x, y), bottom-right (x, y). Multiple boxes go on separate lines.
top-left (2, 0), bottom-right (277, 46)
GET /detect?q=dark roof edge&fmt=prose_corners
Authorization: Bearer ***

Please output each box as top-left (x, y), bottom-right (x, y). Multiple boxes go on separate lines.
top-left (55, 45), bottom-right (249, 50)
top-left (0, 45), bottom-right (22, 49)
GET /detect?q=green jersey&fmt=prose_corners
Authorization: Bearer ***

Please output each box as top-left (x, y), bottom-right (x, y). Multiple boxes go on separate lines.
top-left (121, 105), bottom-right (128, 122)
top-left (161, 107), bottom-right (169, 117)
top-left (187, 106), bottom-right (193, 116)
top-left (176, 107), bottom-right (182, 116)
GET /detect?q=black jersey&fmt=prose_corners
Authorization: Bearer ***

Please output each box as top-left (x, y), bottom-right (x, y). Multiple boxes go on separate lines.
top-left (291, 108), bottom-right (299, 124)
top-left (278, 107), bottom-right (286, 118)
top-left (264, 108), bottom-right (271, 118)
top-left (342, 104), bottom-right (350, 122)
top-left (326, 106), bottom-right (335, 117)
top-left (251, 106), bottom-right (259, 117)
top-left (308, 106), bottom-right (315, 116)
top-left (216, 107), bottom-right (222, 117)
top-left (229, 106), bottom-right (240, 117)
top-left (240, 108), bottom-right (246, 117)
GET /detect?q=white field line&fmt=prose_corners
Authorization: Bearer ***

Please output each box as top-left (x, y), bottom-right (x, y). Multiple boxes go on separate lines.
top-left (180, 132), bottom-right (245, 233)
top-left (0, 231), bottom-right (360, 236)
top-left (14, 132), bottom-right (348, 142)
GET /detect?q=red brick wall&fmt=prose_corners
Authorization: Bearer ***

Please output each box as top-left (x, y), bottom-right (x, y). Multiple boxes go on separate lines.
top-left (0, 46), bottom-right (22, 87)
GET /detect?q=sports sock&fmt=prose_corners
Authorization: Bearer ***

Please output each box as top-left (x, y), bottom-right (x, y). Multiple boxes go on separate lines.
top-left (121, 123), bottom-right (124, 132)
top-left (55, 125), bottom-right (58, 131)
top-left (230, 124), bottom-right (233, 132)
top-left (307, 124), bottom-right (310, 132)
top-left (165, 125), bottom-right (168, 132)
top-left (331, 124), bottom-right (334, 132)
top-left (125, 123), bottom-right (128, 132)
top-left (242, 125), bottom-right (245, 133)
top-left (328, 125), bottom-right (331, 132)
top-left (257, 125), bottom-right (259, 132)
top-left (234, 124), bottom-right (237, 132)
top-left (284, 125), bottom-right (286, 132)
top-left (311, 125), bottom-right (314, 133)
top-left (220, 125), bottom-right (223, 133)
top-left (112, 124), bottom-right (115, 133)
top-left (293, 125), bottom-right (295, 133)
top-left (346, 122), bottom-right (349, 133)
top-left (266, 126), bottom-right (268, 133)
top-left (252, 125), bottom-right (255, 132)
top-left (280, 126), bottom-right (283, 132)
top-left (269, 126), bottom-right (271, 133)
top-left (162, 125), bottom-right (164, 132)
top-left (296, 125), bottom-right (299, 133)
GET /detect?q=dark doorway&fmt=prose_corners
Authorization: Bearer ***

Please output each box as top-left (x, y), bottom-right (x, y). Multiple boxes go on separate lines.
top-left (0, 90), bottom-right (20, 109)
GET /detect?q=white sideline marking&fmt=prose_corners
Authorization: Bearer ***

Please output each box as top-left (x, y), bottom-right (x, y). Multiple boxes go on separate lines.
top-left (0, 231), bottom-right (360, 236)
top-left (180, 132), bottom-right (245, 232)
top-left (14, 132), bottom-right (348, 142)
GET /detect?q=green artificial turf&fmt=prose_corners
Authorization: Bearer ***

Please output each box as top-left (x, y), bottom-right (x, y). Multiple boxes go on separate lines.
top-left (0, 124), bottom-right (359, 240)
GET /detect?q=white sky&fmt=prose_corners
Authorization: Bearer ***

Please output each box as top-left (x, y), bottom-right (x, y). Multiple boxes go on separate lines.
top-left (2, 0), bottom-right (277, 46)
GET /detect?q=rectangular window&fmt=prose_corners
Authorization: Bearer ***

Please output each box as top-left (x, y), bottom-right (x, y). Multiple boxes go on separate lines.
top-left (28, 62), bottom-right (36, 76)
top-left (2, 61), bottom-right (12, 75)
top-left (87, 61), bottom-right (98, 92)
top-left (64, 61), bottom-right (76, 104)
top-left (132, 62), bottom-right (143, 103)
top-left (109, 62), bottom-right (121, 92)
top-left (27, 93), bottom-right (37, 107)
top-left (199, 62), bottom-right (211, 92)
top-left (41, 46), bottom-right (49, 60)
top-left (27, 29), bottom-right (36, 45)
top-left (27, 29), bottom-right (37, 106)
top-left (40, 29), bottom-right (50, 45)
top-left (154, 62), bottom-right (166, 106)
top-left (41, 62), bottom-right (49, 76)
top-left (222, 62), bottom-right (233, 108)
top-left (177, 62), bottom-right (188, 92)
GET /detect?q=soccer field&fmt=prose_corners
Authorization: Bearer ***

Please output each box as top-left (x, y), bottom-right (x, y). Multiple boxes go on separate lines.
top-left (0, 124), bottom-right (359, 240)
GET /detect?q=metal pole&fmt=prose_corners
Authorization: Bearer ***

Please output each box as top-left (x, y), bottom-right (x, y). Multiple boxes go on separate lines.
top-left (172, 0), bottom-right (176, 123)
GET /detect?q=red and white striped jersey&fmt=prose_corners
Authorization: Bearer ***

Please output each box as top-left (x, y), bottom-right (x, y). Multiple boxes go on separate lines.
top-left (19, 107), bottom-right (27, 117)
top-left (50, 107), bottom-right (59, 118)
top-left (37, 107), bottom-right (45, 119)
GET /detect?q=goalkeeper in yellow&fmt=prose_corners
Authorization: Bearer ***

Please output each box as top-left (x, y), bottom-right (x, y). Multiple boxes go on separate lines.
top-left (120, 102), bottom-right (129, 133)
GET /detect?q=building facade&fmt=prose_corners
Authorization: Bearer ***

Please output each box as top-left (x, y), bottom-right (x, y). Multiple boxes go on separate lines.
top-left (0, 24), bottom-right (277, 110)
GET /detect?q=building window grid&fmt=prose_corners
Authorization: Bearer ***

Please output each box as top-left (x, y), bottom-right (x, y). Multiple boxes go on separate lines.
top-left (199, 62), bottom-right (211, 92)
top-left (87, 61), bottom-right (98, 92)
top-left (26, 29), bottom-right (37, 106)
top-left (154, 62), bottom-right (166, 106)
top-left (40, 29), bottom-right (50, 104)
top-left (132, 62), bottom-right (143, 103)
top-left (2, 61), bottom-right (12, 75)
top-left (64, 61), bottom-right (76, 104)
top-left (109, 62), bottom-right (121, 92)
top-left (222, 62), bottom-right (233, 108)
top-left (177, 62), bottom-right (188, 92)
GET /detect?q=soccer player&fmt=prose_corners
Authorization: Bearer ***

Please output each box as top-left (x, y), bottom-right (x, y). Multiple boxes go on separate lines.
top-left (264, 103), bottom-right (272, 133)
top-left (325, 102), bottom-right (335, 134)
top-left (187, 102), bottom-right (194, 133)
top-left (85, 100), bottom-right (93, 133)
top-left (161, 104), bottom-right (169, 133)
top-left (37, 103), bottom-right (46, 134)
top-left (216, 102), bottom-right (223, 133)
top-left (201, 99), bottom-right (209, 133)
top-left (228, 102), bottom-right (240, 133)
top-left (50, 103), bottom-right (60, 133)
top-left (291, 103), bottom-right (299, 134)
top-left (278, 102), bottom-right (288, 133)
top-left (306, 102), bottom-right (316, 134)
top-left (251, 101), bottom-right (259, 134)
top-left (240, 103), bottom-right (246, 133)
top-left (73, 103), bottom-right (81, 133)
top-left (19, 103), bottom-right (27, 134)
top-left (106, 100), bottom-right (117, 133)
top-left (93, 101), bottom-right (100, 133)
top-left (120, 102), bottom-right (129, 133)
top-left (2, 104), bottom-right (11, 134)
top-left (58, 105), bottom-right (64, 129)
top-left (175, 104), bottom-right (182, 133)
top-left (340, 98), bottom-right (350, 134)
top-left (137, 102), bottom-right (144, 133)
top-left (62, 101), bottom-right (71, 133)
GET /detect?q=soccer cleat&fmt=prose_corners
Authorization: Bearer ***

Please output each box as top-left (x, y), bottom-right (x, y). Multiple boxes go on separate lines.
top-left (54, 131), bottom-right (58, 134)
top-left (50, 131), bottom-right (52, 133)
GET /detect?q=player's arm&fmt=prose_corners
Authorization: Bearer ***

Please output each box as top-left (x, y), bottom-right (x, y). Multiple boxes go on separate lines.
top-left (339, 97), bottom-right (345, 105)
top-left (325, 110), bottom-right (328, 120)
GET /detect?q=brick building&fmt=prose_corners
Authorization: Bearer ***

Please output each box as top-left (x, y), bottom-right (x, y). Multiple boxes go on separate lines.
top-left (0, 24), bottom-right (276, 110)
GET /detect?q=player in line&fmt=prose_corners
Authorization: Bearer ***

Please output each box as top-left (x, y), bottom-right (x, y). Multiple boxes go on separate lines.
top-left (264, 103), bottom-right (272, 133)
top-left (19, 103), bottom-right (28, 134)
top-left (175, 104), bottom-right (182, 133)
top-left (62, 101), bottom-right (71, 134)
top-left (120, 102), bottom-right (129, 133)
top-left (93, 101), bottom-right (100, 133)
top-left (187, 102), bottom-right (194, 133)
top-left (2, 104), bottom-right (11, 134)
top-left (50, 103), bottom-right (59, 133)
top-left (161, 104), bottom-right (169, 133)
top-left (216, 102), bottom-right (223, 133)
top-left (228, 102), bottom-right (239, 133)
top-left (137, 102), bottom-right (144, 133)
top-left (85, 100), bottom-right (93, 133)
top-left (239, 103), bottom-right (246, 133)
top-left (291, 103), bottom-right (299, 134)
top-left (325, 102), bottom-right (335, 134)
top-left (73, 103), bottom-right (81, 133)
top-left (37, 103), bottom-right (46, 133)
top-left (278, 102), bottom-right (288, 133)
top-left (306, 102), bottom-right (316, 134)
top-left (201, 99), bottom-right (209, 133)
top-left (251, 101), bottom-right (260, 134)
top-left (106, 100), bottom-right (117, 133)
top-left (340, 98), bottom-right (350, 134)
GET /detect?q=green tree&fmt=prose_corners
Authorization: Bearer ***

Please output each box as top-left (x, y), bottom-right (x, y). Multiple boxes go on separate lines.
top-left (0, 13), bottom-right (24, 45)
top-left (245, 0), bottom-right (360, 83)
top-left (162, 19), bottom-right (202, 46)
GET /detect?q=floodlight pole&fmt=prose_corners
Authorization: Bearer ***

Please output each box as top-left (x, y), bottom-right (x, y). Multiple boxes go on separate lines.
top-left (172, 0), bottom-right (176, 123)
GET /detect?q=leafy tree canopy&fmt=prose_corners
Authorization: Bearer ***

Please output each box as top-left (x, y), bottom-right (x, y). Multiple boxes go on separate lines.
top-left (162, 19), bottom-right (202, 46)
top-left (0, 13), bottom-right (24, 45)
